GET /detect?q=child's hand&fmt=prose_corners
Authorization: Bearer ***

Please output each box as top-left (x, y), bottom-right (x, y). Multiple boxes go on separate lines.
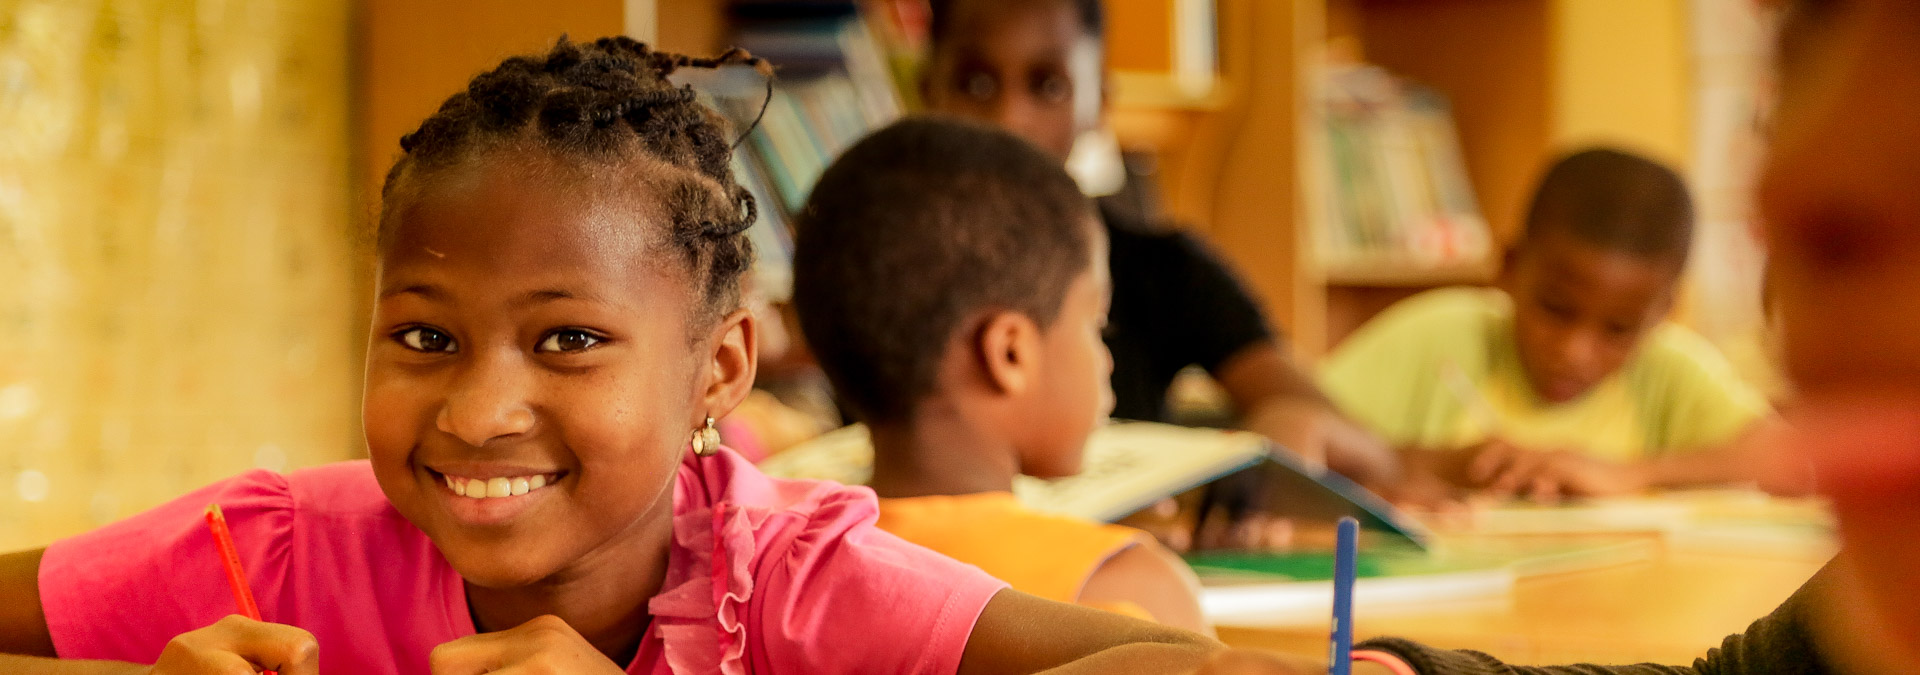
top-left (149, 615), bottom-right (317, 675)
top-left (1526, 453), bottom-right (1648, 499)
top-left (429, 615), bottom-right (624, 675)
top-left (1385, 448), bottom-right (1473, 509)
top-left (1118, 489), bottom-right (1297, 553)
top-left (1468, 441), bottom-right (1646, 502)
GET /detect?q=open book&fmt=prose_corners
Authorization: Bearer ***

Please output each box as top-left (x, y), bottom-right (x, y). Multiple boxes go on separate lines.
top-left (757, 421), bottom-right (1431, 545)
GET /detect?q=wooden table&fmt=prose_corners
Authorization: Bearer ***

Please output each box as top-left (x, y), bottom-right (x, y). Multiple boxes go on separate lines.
top-left (1216, 543), bottom-right (1830, 666)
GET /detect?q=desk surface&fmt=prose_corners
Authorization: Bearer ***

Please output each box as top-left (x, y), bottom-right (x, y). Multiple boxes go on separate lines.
top-left (1216, 544), bottom-right (1830, 666)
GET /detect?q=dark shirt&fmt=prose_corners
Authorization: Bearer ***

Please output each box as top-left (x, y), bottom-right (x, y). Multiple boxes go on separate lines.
top-left (1361, 563), bottom-right (1836, 674)
top-left (1102, 203), bottom-right (1276, 422)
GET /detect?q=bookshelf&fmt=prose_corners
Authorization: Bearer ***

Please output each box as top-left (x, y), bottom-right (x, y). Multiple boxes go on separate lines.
top-left (1108, 0), bottom-right (1694, 356)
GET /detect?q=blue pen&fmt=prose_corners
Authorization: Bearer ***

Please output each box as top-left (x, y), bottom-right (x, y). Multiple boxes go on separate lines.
top-left (1329, 517), bottom-right (1359, 675)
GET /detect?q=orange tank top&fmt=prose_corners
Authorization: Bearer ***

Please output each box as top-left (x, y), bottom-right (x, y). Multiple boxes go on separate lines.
top-left (875, 492), bottom-right (1154, 620)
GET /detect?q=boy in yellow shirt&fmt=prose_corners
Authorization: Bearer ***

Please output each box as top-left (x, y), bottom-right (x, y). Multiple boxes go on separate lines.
top-left (790, 117), bottom-right (1208, 633)
top-left (1321, 149), bottom-right (1773, 501)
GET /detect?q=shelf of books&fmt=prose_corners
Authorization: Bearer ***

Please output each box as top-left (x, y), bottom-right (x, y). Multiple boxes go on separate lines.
top-left (695, 0), bottom-right (912, 302)
top-left (1312, 61), bottom-right (1495, 290)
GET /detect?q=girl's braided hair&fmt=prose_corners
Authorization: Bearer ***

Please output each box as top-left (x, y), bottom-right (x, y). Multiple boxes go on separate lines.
top-left (379, 35), bottom-right (769, 329)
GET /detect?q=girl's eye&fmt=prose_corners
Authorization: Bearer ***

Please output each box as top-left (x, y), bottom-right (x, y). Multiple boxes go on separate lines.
top-left (537, 329), bottom-right (603, 354)
top-left (396, 327), bottom-right (456, 353)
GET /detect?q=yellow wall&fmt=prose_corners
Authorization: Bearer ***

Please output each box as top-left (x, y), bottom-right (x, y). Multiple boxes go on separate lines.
top-left (357, 0), bottom-right (627, 210)
top-left (1551, 0), bottom-right (1694, 168)
top-left (2, 0), bottom-right (359, 549)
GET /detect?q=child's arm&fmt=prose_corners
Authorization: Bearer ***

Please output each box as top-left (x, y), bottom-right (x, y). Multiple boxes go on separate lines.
top-left (959, 590), bottom-right (1396, 674)
top-left (0, 656), bottom-right (146, 674)
top-left (0, 549), bottom-right (56, 657)
top-left (1636, 418), bottom-right (1806, 494)
top-left (957, 589), bottom-right (1216, 674)
top-left (0, 617), bottom-right (317, 675)
top-left (3, 549), bottom-right (318, 675)
top-left (1076, 540), bottom-right (1212, 636)
top-left (1357, 560), bottom-right (1835, 674)
top-left (1217, 344), bottom-right (1401, 486)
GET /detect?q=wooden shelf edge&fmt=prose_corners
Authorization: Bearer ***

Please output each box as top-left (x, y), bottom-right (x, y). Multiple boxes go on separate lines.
top-left (1111, 70), bottom-right (1230, 110)
top-left (1319, 257), bottom-right (1498, 287)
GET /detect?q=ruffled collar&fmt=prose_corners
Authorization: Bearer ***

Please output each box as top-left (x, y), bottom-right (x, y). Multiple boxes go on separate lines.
top-left (647, 447), bottom-right (768, 675)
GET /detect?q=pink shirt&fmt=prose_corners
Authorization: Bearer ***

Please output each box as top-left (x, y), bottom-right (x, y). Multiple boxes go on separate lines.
top-left (39, 449), bottom-right (1006, 674)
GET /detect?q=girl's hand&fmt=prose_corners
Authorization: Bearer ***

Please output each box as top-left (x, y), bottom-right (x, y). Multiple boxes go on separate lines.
top-left (429, 615), bottom-right (624, 675)
top-left (149, 615), bottom-right (317, 675)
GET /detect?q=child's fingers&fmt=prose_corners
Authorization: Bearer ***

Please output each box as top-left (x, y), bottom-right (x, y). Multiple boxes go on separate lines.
top-left (155, 615), bottom-right (318, 675)
top-left (1485, 451), bottom-right (1553, 500)
top-left (1193, 503), bottom-right (1236, 551)
top-left (430, 615), bottom-right (622, 675)
top-left (1527, 475), bottom-right (1564, 505)
top-left (1465, 440), bottom-right (1519, 485)
top-left (1257, 516), bottom-right (1296, 550)
top-left (216, 615), bottom-right (319, 675)
top-left (153, 650), bottom-right (269, 675)
top-left (1115, 498), bottom-right (1194, 553)
top-left (1222, 513), bottom-right (1297, 552)
top-left (430, 630), bottom-right (525, 675)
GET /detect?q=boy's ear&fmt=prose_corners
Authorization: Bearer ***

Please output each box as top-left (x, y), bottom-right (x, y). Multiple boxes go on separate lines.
top-left (697, 307), bottom-right (760, 426)
top-left (976, 310), bottom-right (1044, 397)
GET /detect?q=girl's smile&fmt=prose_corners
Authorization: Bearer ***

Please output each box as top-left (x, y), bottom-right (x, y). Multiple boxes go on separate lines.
top-left (425, 464), bottom-right (570, 527)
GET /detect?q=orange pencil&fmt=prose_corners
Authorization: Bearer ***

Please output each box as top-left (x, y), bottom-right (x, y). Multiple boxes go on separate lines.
top-left (205, 504), bottom-right (278, 675)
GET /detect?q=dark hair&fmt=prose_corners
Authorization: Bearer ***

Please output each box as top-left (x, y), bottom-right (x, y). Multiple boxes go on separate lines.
top-left (379, 36), bottom-right (768, 329)
top-left (792, 117), bottom-right (1096, 424)
top-left (929, 0), bottom-right (1105, 48)
top-left (1523, 148), bottom-right (1695, 268)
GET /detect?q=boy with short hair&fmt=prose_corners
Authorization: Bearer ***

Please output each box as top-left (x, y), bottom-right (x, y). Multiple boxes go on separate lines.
top-left (790, 117), bottom-right (1208, 633)
top-left (918, 0), bottom-right (1399, 490)
top-left (1320, 148), bottom-right (1773, 500)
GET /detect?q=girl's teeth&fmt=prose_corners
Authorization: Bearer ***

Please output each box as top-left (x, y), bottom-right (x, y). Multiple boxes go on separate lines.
top-left (443, 473), bottom-right (558, 499)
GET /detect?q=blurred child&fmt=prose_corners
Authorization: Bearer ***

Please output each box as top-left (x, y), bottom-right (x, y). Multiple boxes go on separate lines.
top-left (1321, 149), bottom-right (1773, 502)
top-left (1228, 0), bottom-right (1920, 670)
top-left (0, 37), bottom-right (1250, 674)
top-left (918, 0), bottom-right (1397, 486)
top-left (791, 117), bottom-right (1209, 634)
